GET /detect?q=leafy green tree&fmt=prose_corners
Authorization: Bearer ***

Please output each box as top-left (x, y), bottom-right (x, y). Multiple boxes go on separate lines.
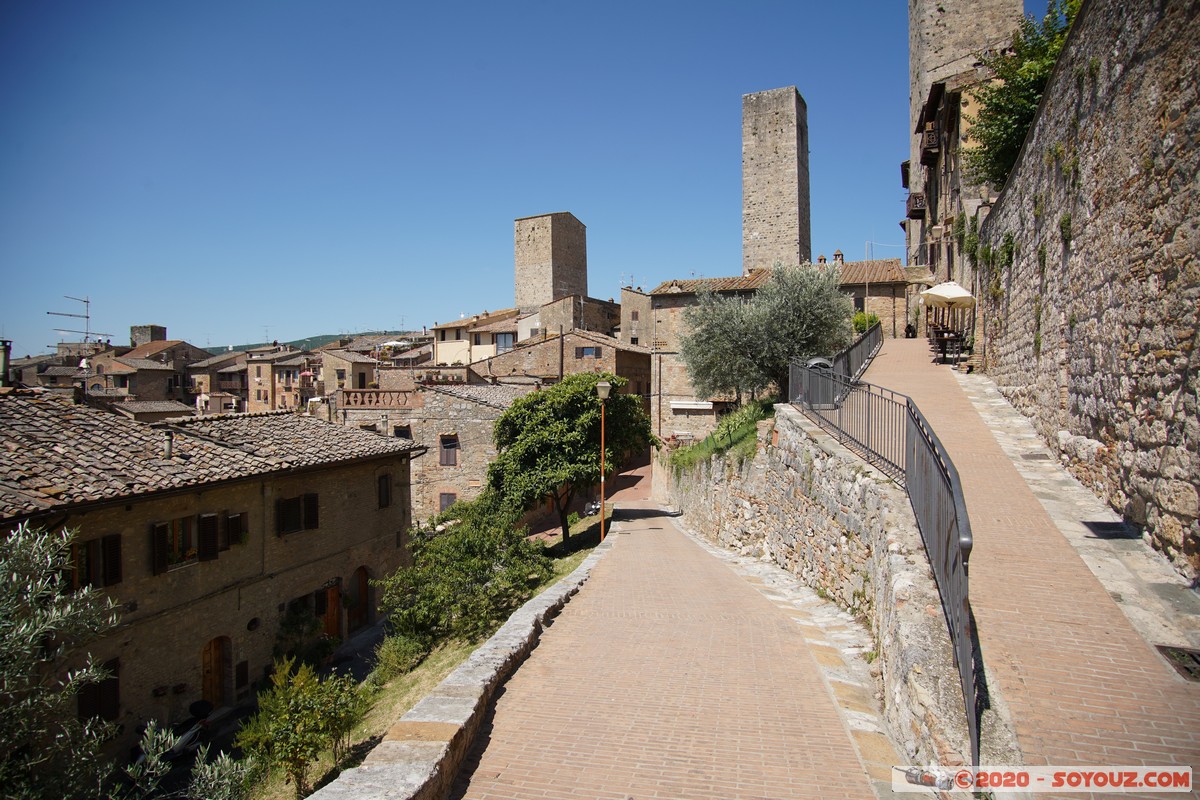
top-left (236, 656), bottom-right (329, 799)
top-left (377, 490), bottom-right (552, 643)
top-left (0, 523), bottom-right (120, 800)
top-left (964, 0), bottom-right (1080, 188)
top-left (324, 671), bottom-right (368, 766)
top-left (680, 264), bottom-right (853, 400)
top-left (488, 372), bottom-right (656, 541)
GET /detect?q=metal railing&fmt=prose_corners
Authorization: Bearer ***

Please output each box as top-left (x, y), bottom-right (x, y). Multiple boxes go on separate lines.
top-left (788, 332), bottom-right (979, 766)
top-left (833, 322), bottom-right (883, 383)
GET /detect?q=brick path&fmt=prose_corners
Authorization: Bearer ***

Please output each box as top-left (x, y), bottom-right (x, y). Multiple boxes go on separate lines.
top-left (865, 338), bottom-right (1200, 787)
top-left (452, 504), bottom-right (885, 800)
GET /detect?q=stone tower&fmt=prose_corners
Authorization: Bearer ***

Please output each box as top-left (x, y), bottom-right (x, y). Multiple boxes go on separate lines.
top-left (742, 86), bottom-right (811, 275)
top-left (907, 0), bottom-right (1022, 191)
top-left (514, 212), bottom-right (588, 312)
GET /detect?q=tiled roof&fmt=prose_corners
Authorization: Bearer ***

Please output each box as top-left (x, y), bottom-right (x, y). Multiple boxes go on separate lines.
top-left (124, 340), bottom-right (183, 359)
top-left (649, 270), bottom-right (771, 295)
top-left (116, 358), bottom-right (175, 371)
top-left (188, 352), bottom-right (243, 369)
top-left (324, 350), bottom-right (378, 365)
top-left (571, 330), bottom-right (651, 355)
top-left (0, 391), bottom-right (421, 520)
top-left (471, 317), bottom-right (519, 334)
top-left (835, 259), bottom-right (907, 285)
top-left (429, 384), bottom-right (531, 410)
top-left (431, 308), bottom-right (519, 330)
top-left (42, 365), bottom-right (83, 377)
top-left (114, 401), bottom-right (196, 414)
top-left (274, 355), bottom-right (311, 367)
top-left (174, 411), bottom-right (420, 466)
top-left (217, 363), bottom-right (247, 374)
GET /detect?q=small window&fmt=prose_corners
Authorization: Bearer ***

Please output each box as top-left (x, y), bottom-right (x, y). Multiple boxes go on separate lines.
top-left (336, 369), bottom-right (346, 381)
top-left (473, 333), bottom-right (481, 346)
top-left (630, 337), bottom-right (639, 346)
top-left (393, 425), bottom-right (412, 439)
top-left (68, 535), bottom-right (123, 588)
top-left (276, 494), bottom-right (319, 534)
top-left (224, 512), bottom-right (245, 548)
top-left (440, 435), bottom-right (459, 466)
top-left (631, 311), bottom-right (639, 321)
top-left (575, 346), bottom-right (601, 358)
top-left (255, 365), bottom-right (261, 378)
top-left (153, 518), bottom-right (196, 571)
top-left (439, 492), bottom-right (457, 512)
top-left (378, 474), bottom-right (392, 508)
top-left (78, 657), bottom-right (119, 722)
top-left (854, 296), bottom-right (865, 313)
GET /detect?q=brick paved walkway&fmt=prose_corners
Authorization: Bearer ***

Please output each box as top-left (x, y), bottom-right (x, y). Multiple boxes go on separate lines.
top-left (452, 505), bottom-right (885, 800)
top-left (865, 339), bottom-right (1200, 784)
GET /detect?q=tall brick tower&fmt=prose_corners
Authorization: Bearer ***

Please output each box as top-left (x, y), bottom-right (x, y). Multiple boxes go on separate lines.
top-left (514, 212), bottom-right (588, 312)
top-left (742, 86), bottom-right (811, 275)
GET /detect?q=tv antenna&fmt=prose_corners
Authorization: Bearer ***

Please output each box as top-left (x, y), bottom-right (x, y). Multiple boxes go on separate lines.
top-left (47, 295), bottom-right (114, 384)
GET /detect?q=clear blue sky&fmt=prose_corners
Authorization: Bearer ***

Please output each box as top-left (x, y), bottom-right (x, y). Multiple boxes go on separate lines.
top-left (0, 1), bottom-right (1045, 357)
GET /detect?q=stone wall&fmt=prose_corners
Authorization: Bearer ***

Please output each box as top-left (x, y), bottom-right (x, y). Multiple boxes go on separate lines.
top-left (977, 0), bottom-right (1199, 577)
top-left (656, 405), bottom-right (987, 767)
top-left (514, 212), bottom-right (588, 311)
top-left (742, 87), bottom-right (811, 273)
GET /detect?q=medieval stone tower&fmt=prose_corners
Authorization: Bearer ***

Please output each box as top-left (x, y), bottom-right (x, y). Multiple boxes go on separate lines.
top-left (514, 212), bottom-right (588, 312)
top-left (741, 86), bottom-right (811, 275)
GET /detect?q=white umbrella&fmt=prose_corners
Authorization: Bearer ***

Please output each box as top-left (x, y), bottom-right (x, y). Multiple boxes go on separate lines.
top-left (920, 281), bottom-right (976, 309)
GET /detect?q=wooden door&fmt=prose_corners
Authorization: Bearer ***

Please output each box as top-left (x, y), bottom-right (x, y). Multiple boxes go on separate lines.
top-left (202, 637), bottom-right (230, 707)
top-left (348, 567), bottom-right (369, 632)
top-left (323, 585), bottom-right (340, 638)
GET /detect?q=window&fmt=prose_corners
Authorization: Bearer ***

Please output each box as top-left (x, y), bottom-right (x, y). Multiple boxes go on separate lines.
top-left (78, 657), bottom-right (119, 722)
top-left (378, 474), bottom-right (392, 508)
top-left (575, 346), bottom-right (601, 358)
top-left (439, 435), bottom-right (459, 466)
top-left (439, 492), bottom-right (457, 512)
top-left (630, 337), bottom-right (639, 346)
top-left (393, 425), bottom-right (412, 439)
top-left (224, 512), bottom-right (245, 548)
top-left (197, 513), bottom-right (220, 561)
top-left (152, 518), bottom-right (196, 572)
top-left (255, 365), bottom-right (261, 378)
top-left (67, 535), bottom-right (122, 588)
top-left (496, 332), bottom-right (515, 353)
top-left (455, 329), bottom-right (462, 340)
top-left (854, 296), bottom-right (865, 313)
top-left (473, 333), bottom-right (481, 346)
top-left (276, 493), bottom-right (319, 534)
top-left (336, 369), bottom-right (346, 381)
top-left (631, 311), bottom-right (639, 321)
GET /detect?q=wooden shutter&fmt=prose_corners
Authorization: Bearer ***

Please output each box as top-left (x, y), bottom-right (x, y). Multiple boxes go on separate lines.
top-left (594, 346), bottom-right (602, 357)
top-left (303, 493), bottom-right (319, 530)
top-left (198, 514), bottom-right (219, 561)
top-left (151, 524), bottom-right (169, 575)
top-left (575, 347), bottom-right (583, 358)
top-left (101, 535), bottom-right (122, 586)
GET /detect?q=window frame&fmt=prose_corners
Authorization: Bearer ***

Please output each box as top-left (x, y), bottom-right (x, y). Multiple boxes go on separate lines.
top-left (378, 474), bottom-right (392, 509)
top-left (439, 434), bottom-right (459, 466)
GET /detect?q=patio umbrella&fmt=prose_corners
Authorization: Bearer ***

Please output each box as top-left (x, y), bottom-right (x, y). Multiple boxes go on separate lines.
top-left (920, 281), bottom-right (976, 309)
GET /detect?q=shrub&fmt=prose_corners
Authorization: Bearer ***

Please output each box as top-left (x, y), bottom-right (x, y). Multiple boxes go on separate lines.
top-left (852, 312), bottom-right (880, 334)
top-left (372, 634), bottom-right (429, 683)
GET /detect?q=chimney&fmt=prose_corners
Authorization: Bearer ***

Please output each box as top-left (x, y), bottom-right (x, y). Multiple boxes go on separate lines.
top-left (833, 250), bottom-right (844, 263)
top-left (817, 255), bottom-right (826, 264)
top-left (163, 430), bottom-right (174, 459)
top-left (0, 339), bottom-right (11, 387)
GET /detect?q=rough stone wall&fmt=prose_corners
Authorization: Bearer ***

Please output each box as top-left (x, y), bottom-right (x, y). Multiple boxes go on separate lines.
top-left (742, 87), bottom-right (811, 274)
top-left (536, 295), bottom-right (619, 338)
top-left (468, 331), bottom-right (622, 384)
top-left (978, 0), bottom-right (1199, 577)
top-left (130, 324), bottom-right (167, 347)
top-left (514, 213), bottom-right (588, 311)
top-left (656, 405), bottom-right (975, 766)
top-left (619, 287), bottom-right (653, 347)
top-left (39, 456), bottom-right (412, 756)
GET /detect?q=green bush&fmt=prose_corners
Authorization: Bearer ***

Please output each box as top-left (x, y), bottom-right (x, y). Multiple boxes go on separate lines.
top-left (671, 400), bottom-right (774, 472)
top-left (852, 312), bottom-right (880, 334)
top-left (237, 658), bottom-right (330, 799)
top-left (377, 490), bottom-right (553, 644)
top-left (371, 634), bottom-right (429, 684)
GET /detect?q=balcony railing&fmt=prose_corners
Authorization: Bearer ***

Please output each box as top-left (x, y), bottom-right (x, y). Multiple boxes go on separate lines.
top-left (906, 192), bottom-right (927, 219)
top-left (338, 389), bottom-right (416, 409)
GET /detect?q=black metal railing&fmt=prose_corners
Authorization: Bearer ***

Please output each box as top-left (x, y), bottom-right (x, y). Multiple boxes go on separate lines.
top-left (788, 334), bottom-right (979, 766)
top-left (832, 322), bottom-right (883, 383)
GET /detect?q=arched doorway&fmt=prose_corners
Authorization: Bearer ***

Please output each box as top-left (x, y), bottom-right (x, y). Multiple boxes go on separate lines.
top-left (201, 636), bottom-right (233, 708)
top-left (348, 566), bottom-right (370, 632)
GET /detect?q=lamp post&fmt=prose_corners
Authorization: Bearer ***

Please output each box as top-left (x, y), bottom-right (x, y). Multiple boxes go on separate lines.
top-left (596, 379), bottom-right (611, 541)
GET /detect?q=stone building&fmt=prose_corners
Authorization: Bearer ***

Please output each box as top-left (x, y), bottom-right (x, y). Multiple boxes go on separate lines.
top-left (322, 350), bottom-right (378, 392)
top-left (333, 383), bottom-right (530, 521)
top-left (742, 86), bottom-right (811, 274)
top-left (245, 344), bottom-right (318, 412)
top-left (971, 0), bottom-right (1199, 577)
top-left (469, 329), bottom-right (651, 400)
top-left (188, 351), bottom-right (247, 414)
top-left (0, 390), bottom-right (423, 754)
top-left (825, 254), bottom-right (909, 338)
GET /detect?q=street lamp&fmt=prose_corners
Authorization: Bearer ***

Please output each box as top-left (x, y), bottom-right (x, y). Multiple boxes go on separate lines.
top-left (596, 379), bottom-right (611, 541)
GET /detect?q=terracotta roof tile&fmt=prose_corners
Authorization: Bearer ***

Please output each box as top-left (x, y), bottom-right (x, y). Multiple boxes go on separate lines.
top-left (835, 259), bottom-right (907, 285)
top-left (429, 384), bottom-right (531, 410)
top-left (0, 391), bottom-right (421, 520)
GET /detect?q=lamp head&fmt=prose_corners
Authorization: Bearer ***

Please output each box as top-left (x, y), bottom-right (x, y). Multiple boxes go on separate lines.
top-left (596, 380), bottom-right (612, 400)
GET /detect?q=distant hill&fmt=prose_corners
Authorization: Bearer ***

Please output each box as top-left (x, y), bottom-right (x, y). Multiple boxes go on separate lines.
top-left (208, 331), bottom-right (418, 356)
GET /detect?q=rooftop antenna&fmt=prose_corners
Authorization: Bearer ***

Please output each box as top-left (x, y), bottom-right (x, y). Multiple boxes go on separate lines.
top-left (47, 295), bottom-right (113, 389)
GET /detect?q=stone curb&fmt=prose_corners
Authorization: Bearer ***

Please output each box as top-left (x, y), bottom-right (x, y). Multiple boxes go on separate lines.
top-left (308, 531), bottom-right (617, 800)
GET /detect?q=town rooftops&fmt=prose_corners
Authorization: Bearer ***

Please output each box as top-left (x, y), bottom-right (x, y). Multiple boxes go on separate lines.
top-left (836, 259), bottom-right (907, 285)
top-left (431, 308), bottom-right (519, 331)
top-left (188, 351), bottom-right (244, 370)
top-left (123, 340), bottom-right (184, 359)
top-left (0, 389), bottom-right (423, 521)
top-left (42, 365), bottom-right (84, 377)
top-left (114, 358), bottom-right (175, 372)
top-left (112, 400), bottom-right (196, 415)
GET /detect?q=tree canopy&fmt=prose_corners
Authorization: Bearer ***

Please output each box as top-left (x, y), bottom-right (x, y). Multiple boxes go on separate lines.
top-left (964, 0), bottom-right (1080, 188)
top-left (488, 372), bottom-right (656, 540)
top-left (679, 264), bottom-right (853, 400)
